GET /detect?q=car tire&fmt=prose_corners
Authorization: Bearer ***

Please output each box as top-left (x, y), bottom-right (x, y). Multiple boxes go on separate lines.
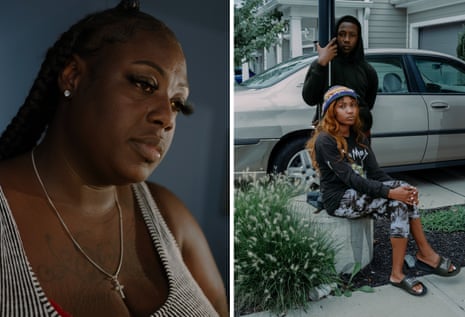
top-left (268, 136), bottom-right (319, 189)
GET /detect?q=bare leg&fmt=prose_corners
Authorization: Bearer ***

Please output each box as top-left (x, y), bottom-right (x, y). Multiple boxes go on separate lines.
top-left (410, 218), bottom-right (435, 258)
top-left (390, 237), bottom-right (407, 281)
top-left (410, 218), bottom-right (456, 271)
top-left (390, 237), bottom-right (424, 293)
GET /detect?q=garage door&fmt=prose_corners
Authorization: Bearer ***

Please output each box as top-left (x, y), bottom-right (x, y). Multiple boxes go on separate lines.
top-left (419, 21), bottom-right (465, 57)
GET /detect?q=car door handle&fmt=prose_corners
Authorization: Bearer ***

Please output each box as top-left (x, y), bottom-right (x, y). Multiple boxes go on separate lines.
top-left (430, 101), bottom-right (449, 110)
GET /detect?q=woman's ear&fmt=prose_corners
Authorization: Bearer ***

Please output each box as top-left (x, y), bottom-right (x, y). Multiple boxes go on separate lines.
top-left (57, 54), bottom-right (86, 95)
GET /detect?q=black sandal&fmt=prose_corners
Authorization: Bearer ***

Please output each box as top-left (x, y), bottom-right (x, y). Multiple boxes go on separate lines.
top-left (416, 256), bottom-right (460, 277)
top-left (390, 276), bottom-right (427, 296)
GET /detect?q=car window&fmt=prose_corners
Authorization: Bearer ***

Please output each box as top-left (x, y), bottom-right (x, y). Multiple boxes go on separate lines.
top-left (413, 56), bottom-right (465, 93)
top-left (366, 56), bottom-right (408, 93)
top-left (239, 54), bottom-right (314, 89)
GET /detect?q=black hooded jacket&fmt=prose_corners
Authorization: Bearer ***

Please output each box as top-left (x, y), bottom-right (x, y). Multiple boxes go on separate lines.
top-left (302, 15), bottom-right (378, 132)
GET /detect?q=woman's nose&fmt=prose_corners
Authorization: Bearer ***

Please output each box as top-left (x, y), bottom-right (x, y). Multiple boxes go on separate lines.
top-left (146, 99), bottom-right (176, 131)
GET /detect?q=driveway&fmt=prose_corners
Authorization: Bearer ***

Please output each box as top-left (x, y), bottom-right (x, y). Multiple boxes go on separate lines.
top-left (390, 165), bottom-right (465, 210)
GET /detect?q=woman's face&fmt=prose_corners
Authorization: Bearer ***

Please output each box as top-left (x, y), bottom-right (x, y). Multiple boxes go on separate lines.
top-left (336, 21), bottom-right (359, 55)
top-left (334, 96), bottom-right (358, 127)
top-left (61, 30), bottom-right (189, 185)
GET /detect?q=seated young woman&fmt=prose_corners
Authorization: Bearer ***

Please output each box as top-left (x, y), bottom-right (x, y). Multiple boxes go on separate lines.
top-left (306, 85), bottom-right (460, 296)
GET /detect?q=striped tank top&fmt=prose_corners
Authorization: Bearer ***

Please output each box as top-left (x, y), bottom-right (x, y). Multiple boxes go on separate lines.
top-left (0, 182), bottom-right (219, 317)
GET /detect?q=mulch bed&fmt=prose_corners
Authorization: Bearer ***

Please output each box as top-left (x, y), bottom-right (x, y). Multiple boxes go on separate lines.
top-left (343, 214), bottom-right (465, 289)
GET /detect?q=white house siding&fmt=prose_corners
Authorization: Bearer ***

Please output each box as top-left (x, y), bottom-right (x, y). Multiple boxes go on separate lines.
top-left (368, 0), bottom-right (407, 48)
top-left (407, 2), bottom-right (465, 23)
top-left (245, 0), bottom-right (465, 71)
top-left (249, 0), bottom-right (370, 71)
top-left (249, 0), bottom-right (406, 70)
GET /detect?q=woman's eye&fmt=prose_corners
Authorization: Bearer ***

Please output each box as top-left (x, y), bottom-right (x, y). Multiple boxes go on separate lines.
top-left (138, 81), bottom-right (156, 94)
top-left (171, 100), bottom-right (194, 115)
top-left (129, 75), bottom-right (158, 94)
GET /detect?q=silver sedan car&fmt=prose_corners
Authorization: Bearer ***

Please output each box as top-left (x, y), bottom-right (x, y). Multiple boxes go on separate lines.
top-left (235, 49), bottom-right (465, 187)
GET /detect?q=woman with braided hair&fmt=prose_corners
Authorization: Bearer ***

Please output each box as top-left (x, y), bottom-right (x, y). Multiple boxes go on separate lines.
top-left (0, 1), bottom-right (227, 316)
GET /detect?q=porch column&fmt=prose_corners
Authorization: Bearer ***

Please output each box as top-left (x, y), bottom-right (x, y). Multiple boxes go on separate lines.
top-left (289, 16), bottom-right (303, 57)
top-left (277, 34), bottom-right (283, 64)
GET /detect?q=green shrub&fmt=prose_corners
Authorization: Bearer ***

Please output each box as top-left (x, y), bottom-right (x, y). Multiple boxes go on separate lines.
top-left (234, 175), bottom-right (339, 314)
top-left (421, 206), bottom-right (465, 233)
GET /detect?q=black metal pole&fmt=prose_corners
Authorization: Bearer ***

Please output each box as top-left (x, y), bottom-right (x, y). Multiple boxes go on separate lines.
top-left (317, 0), bottom-right (335, 121)
top-left (317, 0), bottom-right (334, 47)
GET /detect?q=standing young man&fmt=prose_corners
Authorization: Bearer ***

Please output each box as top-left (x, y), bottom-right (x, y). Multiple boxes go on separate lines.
top-left (302, 15), bottom-right (378, 137)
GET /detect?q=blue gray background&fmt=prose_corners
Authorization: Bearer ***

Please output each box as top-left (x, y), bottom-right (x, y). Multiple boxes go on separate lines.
top-left (0, 0), bottom-right (229, 296)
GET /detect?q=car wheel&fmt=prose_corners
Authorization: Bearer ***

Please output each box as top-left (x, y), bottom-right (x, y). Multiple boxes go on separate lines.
top-left (269, 137), bottom-right (320, 190)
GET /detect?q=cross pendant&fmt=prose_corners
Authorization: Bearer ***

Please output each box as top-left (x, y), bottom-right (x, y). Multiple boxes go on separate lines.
top-left (111, 276), bottom-right (126, 299)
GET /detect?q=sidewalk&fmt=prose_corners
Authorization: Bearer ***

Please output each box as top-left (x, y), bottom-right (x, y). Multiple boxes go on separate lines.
top-left (241, 172), bottom-right (465, 317)
top-left (245, 271), bottom-right (465, 317)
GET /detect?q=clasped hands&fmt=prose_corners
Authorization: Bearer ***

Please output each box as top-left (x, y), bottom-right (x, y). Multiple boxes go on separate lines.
top-left (389, 185), bottom-right (419, 206)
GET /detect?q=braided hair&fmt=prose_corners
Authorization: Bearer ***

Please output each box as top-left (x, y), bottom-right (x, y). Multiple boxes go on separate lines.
top-left (0, 0), bottom-right (183, 160)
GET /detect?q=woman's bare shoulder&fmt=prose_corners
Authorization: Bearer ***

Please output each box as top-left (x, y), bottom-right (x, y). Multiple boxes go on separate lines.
top-left (144, 181), bottom-right (189, 216)
top-left (143, 181), bottom-right (228, 316)
top-left (144, 181), bottom-right (197, 248)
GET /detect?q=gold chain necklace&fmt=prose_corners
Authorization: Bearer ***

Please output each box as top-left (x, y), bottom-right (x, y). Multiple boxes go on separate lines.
top-left (31, 148), bottom-right (126, 299)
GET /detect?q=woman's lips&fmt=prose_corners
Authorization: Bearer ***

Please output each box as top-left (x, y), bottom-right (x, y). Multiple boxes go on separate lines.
top-left (131, 139), bottom-right (162, 163)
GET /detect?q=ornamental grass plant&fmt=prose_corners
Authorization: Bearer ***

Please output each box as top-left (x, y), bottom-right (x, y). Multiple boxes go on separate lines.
top-left (234, 175), bottom-right (339, 315)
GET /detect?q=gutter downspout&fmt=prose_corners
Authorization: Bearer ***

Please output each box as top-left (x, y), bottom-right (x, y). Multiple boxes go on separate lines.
top-left (363, 0), bottom-right (371, 48)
